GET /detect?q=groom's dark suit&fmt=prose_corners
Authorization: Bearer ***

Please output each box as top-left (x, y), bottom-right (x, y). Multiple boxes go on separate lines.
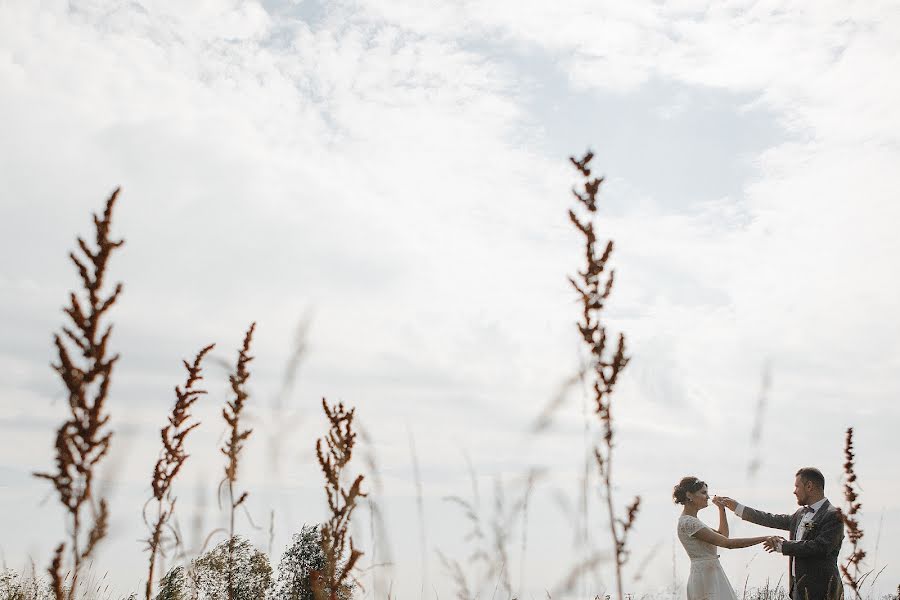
top-left (741, 500), bottom-right (844, 600)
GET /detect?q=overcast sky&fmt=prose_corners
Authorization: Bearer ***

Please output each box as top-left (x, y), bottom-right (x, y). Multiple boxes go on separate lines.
top-left (1, 1), bottom-right (898, 598)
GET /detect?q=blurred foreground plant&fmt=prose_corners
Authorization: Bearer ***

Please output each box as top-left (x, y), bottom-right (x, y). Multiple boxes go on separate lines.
top-left (220, 324), bottom-right (257, 600)
top-left (34, 189), bottom-right (124, 600)
top-left (568, 151), bottom-right (636, 600)
top-left (145, 344), bottom-right (215, 600)
top-left (312, 400), bottom-right (366, 600)
top-left (839, 427), bottom-right (865, 600)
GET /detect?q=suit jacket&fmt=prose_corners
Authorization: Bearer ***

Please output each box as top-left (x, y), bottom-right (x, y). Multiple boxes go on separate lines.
top-left (741, 500), bottom-right (844, 600)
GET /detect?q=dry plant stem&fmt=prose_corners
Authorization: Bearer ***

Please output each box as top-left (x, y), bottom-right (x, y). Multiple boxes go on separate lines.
top-left (313, 398), bottom-right (367, 600)
top-left (747, 362), bottom-right (771, 479)
top-left (838, 427), bottom-right (865, 600)
top-left (436, 550), bottom-right (472, 600)
top-left (568, 152), bottom-right (636, 600)
top-left (408, 430), bottom-right (428, 597)
top-left (34, 188), bottom-right (124, 600)
top-left (145, 344), bottom-right (215, 600)
top-left (359, 421), bottom-right (393, 600)
top-left (49, 544), bottom-right (65, 600)
top-left (221, 323), bottom-right (256, 600)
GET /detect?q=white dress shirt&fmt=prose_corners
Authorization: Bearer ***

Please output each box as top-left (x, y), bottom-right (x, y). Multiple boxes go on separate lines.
top-left (735, 497), bottom-right (828, 554)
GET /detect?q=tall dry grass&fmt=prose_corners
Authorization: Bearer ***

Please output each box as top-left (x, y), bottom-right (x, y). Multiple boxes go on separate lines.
top-left (839, 427), bottom-right (865, 600)
top-left (144, 344), bottom-right (215, 600)
top-left (313, 399), bottom-right (366, 600)
top-left (34, 188), bottom-right (124, 600)
top-left (357, 422), bottom-right (394, 600)
top-left (567, 151), bottom-right (636, 600)
top-left (221, 323), bottom-right (257, 600)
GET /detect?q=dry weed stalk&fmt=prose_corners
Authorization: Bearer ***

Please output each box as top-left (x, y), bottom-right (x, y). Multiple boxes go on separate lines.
top-left (747, 362), bottom-right (771, 480)
top-left (267, 312), bottom-right (312, 473)
top-left (359, 421), bottom-right (395, 600)
top-left (443, 466), bottom-right (541, 599)
top-left (838, 427), bottom-right (865, 600)
top-left (48, 545), bottom-right (65, 600)
top-left (568, 151), bottom-right (636, 600)
top-left (440, 463), bottom-right (484, 600)
top-left (529, 367), bottom-right (587, 434)
top-left (408, 430), bottom-right (428, 597)
top-left (551, 550), bottom-right (611, 598)
top-left (34, 188), bottom-right (124, 600)
top-left (436, 550), bottom-right (473, 600)
top-left (220, 323), bottom-right (256, 600)
top-left (144, 343), bottom-right (215, 600)
top-left (312, 399), bottom-right (366, 600)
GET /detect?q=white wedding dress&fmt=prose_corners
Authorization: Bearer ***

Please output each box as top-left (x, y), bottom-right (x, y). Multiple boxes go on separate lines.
top-left (677, 515), bottom-right (739, 600)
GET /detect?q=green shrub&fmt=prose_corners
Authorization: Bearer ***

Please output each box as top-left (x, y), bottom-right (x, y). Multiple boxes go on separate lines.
top-left (189, 536), bottom-right (271, 600)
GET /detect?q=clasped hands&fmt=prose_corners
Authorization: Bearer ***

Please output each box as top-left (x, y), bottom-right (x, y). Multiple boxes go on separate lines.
top-left (763, 536), bottom-right (785, 553)
top-left (711, 496), bottom-right (783, 554)
top-left (711, 495), bottom-right (735, 510)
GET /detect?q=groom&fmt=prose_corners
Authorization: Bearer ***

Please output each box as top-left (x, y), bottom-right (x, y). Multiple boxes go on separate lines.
top-left (715, 467), bottom-right (844, 600)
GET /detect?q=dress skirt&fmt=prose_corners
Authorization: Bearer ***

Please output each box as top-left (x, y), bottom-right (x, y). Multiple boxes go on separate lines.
top-left (687, 557), bottom-right (739, 600)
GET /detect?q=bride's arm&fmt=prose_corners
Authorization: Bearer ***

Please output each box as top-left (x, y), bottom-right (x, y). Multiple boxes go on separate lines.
top-left (694, 527), bottom-right (766, 549)
top-left (716, 503), bottom-right (729, 537)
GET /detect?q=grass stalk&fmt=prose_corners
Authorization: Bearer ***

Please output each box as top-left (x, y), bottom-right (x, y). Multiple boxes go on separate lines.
top-left (34, 188), bottom-right (124, 600)
top-left (839, 427), bottom-right (865, 600)
top-left (220, 323), bottom-right (256, 600)
top-left (567, 151), bottom-right (635, 600)
top-left (145, 343), bottom-right (214, 600)
top-left (313, 399), bottom-right (366, 600)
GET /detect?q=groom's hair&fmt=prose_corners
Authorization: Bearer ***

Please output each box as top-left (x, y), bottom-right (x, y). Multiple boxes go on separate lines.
top-left (796, 467), bottom-right (825, 490)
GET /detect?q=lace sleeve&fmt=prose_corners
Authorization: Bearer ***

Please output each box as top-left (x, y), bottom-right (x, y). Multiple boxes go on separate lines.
top-left (679, 516), bottom-right (707, 538)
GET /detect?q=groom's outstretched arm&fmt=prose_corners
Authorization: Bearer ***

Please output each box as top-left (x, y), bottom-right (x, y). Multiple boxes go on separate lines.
top-left (715, 496), bottom-right (793, 531)
top-left (714, 496), bottom-right (793, 531)
top-left (738, 505), bottom-right (792, 531)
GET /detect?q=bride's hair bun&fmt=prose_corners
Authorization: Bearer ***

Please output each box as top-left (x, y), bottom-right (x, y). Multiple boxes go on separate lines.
top-left (673, 476), bottom-right (706, 504)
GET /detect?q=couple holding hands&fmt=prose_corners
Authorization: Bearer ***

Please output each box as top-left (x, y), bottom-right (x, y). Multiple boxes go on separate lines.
top-left (675, 467), bottom-right (844, 600)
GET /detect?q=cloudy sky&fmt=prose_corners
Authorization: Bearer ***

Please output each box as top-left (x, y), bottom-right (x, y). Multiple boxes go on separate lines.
top-left (1, 0), bottom-right (898, 598)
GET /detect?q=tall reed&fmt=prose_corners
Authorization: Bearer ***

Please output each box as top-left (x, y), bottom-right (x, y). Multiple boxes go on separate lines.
top-left (145, 344), bottom-right (214, 600)
top-left (313, 399), bottom-right (366, 600)
top-left (358, 421), bottom-right (394, 600)
top-left (839, 427), bottom-right (865, 600)
top-left (221, 323), bottom-right (257, 600)
top-left (567, 151), bottom-right (636, 600)
top-left (747, 362), bottom-right (771, 480)
top-left (34, 188), bottom-right (124, 600)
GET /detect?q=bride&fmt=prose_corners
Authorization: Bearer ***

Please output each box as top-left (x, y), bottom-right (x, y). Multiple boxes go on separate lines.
top-left (674, 476), bottom-right (768, 600)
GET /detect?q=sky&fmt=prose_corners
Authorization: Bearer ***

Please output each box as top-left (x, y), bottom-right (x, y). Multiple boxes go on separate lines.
top-left (1, 0), bottom-right (899, 598)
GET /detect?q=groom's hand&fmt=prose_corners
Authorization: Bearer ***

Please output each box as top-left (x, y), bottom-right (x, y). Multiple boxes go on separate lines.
top-left (713, 496), bottom-right (737, 511)
top-left (763, 536), bottom-right (784, 553)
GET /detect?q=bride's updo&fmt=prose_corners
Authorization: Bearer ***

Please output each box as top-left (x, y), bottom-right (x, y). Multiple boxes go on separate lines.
top-left (673, 476), bottom-right (706, 504)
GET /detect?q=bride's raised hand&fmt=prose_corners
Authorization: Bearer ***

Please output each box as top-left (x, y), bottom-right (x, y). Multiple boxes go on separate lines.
top-left (714, 496), bottom-right (738, 511)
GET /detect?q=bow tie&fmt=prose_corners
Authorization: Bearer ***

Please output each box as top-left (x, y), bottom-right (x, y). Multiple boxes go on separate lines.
top-left (802, 506), bottom-right (815, 514)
